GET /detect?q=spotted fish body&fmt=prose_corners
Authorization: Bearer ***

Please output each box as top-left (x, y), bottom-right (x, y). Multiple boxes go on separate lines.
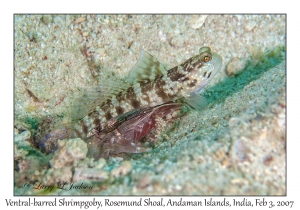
top-left (36, 47), bottom-right (222, 153)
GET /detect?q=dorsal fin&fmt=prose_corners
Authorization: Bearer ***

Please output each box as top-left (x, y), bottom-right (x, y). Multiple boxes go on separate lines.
top-left (67, 51), bottom-right (167, 121)
top-left (68, 79), bottom-right (132, 121)
top-left (129, 50), bottom-right (167, 82)
top-left (68, 87), bottom-right (106, 121)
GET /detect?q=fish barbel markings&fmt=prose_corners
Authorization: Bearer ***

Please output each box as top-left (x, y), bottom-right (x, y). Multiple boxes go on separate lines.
top-left (70, 47), bottom-right (223, 139)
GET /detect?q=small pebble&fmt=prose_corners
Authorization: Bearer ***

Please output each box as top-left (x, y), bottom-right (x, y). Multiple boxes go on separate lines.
top-left (75, 16), bottom-right (86, 24)
top-left (230, 178), bottom-right (249, 185)
top-left (50, 138), bottom-right (88, 169)
top-left (42, 15), bottom-right (53, 24)
top-left (189, 15), bottom-right (207, 29)
top-left (230, 138), bottom-right (248, 162)
top-left (53, 16), bottom-right (65, 27)
top-left (226, 57), bottom-right (247, 76)
top-left (14, 130), bottom-right (31, 145)
top-left (73, 168), bottom-right (109, 182)
top-left (244, 20), bottom-right (257, 32)
top-left (66, 138), bottom-right (88, 159)
top-left (95, 158), bottom-right (106, 169)
top-left (137, 174), bottom-right (151, 189)
top-left (111, 161), bottom-right (132, 177)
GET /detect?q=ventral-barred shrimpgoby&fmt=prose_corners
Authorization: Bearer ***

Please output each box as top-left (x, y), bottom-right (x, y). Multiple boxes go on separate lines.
top-left (35, 47), bottom-right (223, 155)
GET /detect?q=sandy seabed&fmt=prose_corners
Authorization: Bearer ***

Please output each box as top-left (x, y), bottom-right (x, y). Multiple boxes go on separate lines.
top-left (14, 14), bottom-right (286, 195)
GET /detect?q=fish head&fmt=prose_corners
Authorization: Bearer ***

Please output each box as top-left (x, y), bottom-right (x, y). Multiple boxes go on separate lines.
top-left (179, 47), bottom-right (223, 94)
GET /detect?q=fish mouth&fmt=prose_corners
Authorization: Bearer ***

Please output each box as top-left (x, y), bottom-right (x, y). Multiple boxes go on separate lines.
top-left (209, 52), bottom-right (223, 73)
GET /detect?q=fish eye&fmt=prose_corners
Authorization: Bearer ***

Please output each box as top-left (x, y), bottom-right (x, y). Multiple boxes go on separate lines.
top-left (199, 46), bottom-right (212, 63)
top-left (200, 52), bottom-right (212, 63)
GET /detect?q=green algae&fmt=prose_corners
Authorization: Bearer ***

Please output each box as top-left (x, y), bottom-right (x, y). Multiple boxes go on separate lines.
top-left (23, 117), bottom-right (41, 131)
top-left (19, 145), bottom-right (47, 157)
top-left (203, 45), bottom-right (286, 105)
